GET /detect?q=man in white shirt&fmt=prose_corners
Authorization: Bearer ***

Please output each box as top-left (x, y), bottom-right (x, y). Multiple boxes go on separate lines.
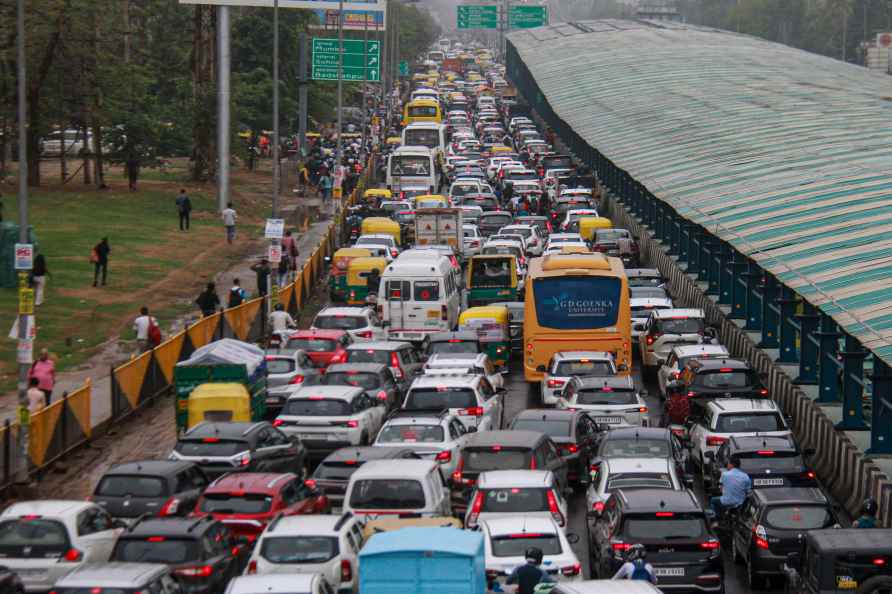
top-left (133, 306), bottom-right (156, 353)
top-left (222, 202), bottom-right (237, 244)
top-left (268, 303), bottom-right (296, 335)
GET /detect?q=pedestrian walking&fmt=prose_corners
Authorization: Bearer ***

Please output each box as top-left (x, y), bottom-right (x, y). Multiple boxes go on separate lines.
top-left (176, 189), bottom-right (193, 231)
top-left (228, 278), bottom-right (247, 307)
top-left (28, 348), bottom-right (56, 405)
top-left (195, 282), bottom-right (221, 317)
top-left (133, 306), bottom-right (158, 353)
top-left (251, 259), bottom-right (271, 297)
top-left (31, 254), bottom-right (49, 306)
top-left (319, 170), bottom-right (333, 202)
top-left (91, 237), bottom-right (110, 287)
top-left (282, 230), bottom-right (299, 270)
top-left (27, 378), bottom-right (46, 416)
top-left (222, 202), bottom-right (237, 244)
top-left (276, 256), bottom-right (290, 287)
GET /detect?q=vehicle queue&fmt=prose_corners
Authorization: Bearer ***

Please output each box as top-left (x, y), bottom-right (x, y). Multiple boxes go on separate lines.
top-left (0, 38), bottom-right (890, 594)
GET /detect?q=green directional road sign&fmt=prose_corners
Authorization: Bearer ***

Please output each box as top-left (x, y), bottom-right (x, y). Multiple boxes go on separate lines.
top-left (312, 38), bottom-right (381, 82)
top-left (508, 5), bottom-right (547, 28)
top-left (457, 5), bottom-right (498, 29)
top-left (399, 61), bottom-right (409, 77)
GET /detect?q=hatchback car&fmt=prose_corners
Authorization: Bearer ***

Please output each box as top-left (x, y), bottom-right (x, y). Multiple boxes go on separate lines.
top-left (311, 307), bottom-right (381, 342)
top-left (309, 447), bottom-right (420, 510)
top-left (586, 457), bottom-right (684, 516)
top-left (423, 331), bottom-right (482, 356)
top-left (482, 517), bottom-right (582, 589)
top-left (343, 340), bottom-right (423, 385)
top-left (373, 409), bottom-right (472, 478)
top-left (265, 351), bottom-right (323, 412)
top-left (558, 376), bottom-right (649, 428)
top-left (594, 427), bottom-right (693, 489)
top-left (53, 563), bottom-right (181, 594)
top-left (478, 212), bottom-right (515, 237)
top-left (657, 345), bottom-right (730, 398)
top-left (343, 459), bottom-right (452, 519)
top-left (703, 435), bottom-right (817, 494)
top-left (423, 352), bottom-right (505, 389)
top-left (508, 409), bottom-right (602, 487)
top-left (284, 330), bottom-right (352, 370)
top-left (466, 470), bottom-right (568, 530)
top-left (91, 460), bottom-right (209, 520)
top-left (403, 374), bottom-right (504, 433)
top-left (540, 351), bottom-right (618, 406)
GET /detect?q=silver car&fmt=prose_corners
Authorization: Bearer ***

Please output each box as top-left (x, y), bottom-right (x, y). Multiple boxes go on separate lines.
top-left (265, 349), bottom-right (323, 411)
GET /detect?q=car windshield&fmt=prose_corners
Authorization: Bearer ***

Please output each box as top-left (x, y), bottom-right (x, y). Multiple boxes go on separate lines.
top-left (481, 214), bottom-right (513, 226)
top-left (470, 259), bottom-right (512, 286)
top-left (260, 536), bottom-right (338, 564)
top-left (349, 479), bottom-right (426, 509)
top-left (429, 341), bottom-right (479, 355)
top-left (479, 488), bottom-right (550, 513)
top-left (601, 439), bottom-right (670, 458)
top-left (630, 287), bottom-right (668, 299)
top-left (595, 230), bottom-right (628, 242)
top-left (377, 424), bottom-right (444, 443)
top-left (695, 370), bottom-right (754, 388)
top-left (606, 473), bottom-right (673, 491)
top-left (491, 534), bottom-right (561, 557)
top-left (405, 387), bottom-right (477, 410)
top-left (283, 398), bottom-right (352, 417)
top-left (314, 315), bottom-right (365, 330)
top-left (554, 360), bottom-right (613, 376)
top-left (464, 448), bottom-right (531, 472)
top-left (656, 318), bottom-right (704, 334)
top-left (346, 349), bottom-right (391, 365)
top-left (95, 475), bottom-right (167, 498)
top-left (764, 506), bottom-right (832, 530)
top-left (286, 338), bottom-right (337, 353)
top-left (0, 519), bottom-right (69, 558)
top-left (716, 413), bottom-right (784, 433)
top-left (575, 389), bottom-right (637, 405)
top-left (114, 538), bottom-right (198, 564)
top-left (510, 419), bottom-right (571, 437)
top-left (324, 372), bottom-right (381, 390)
top-left (175, 439), bottom-right (248, 457)
top-left (392, 155), bottom-right (432, 176)
top-left (738, 453), bottom-right (804, 473)
top-left (267, 359), bottom-right (296, 374)
top-left (623, 515), bottom-right (707, 540)
top-left (199, 493), bottom-right (273, 514)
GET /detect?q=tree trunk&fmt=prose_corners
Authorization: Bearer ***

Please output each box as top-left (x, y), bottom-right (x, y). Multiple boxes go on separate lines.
top-left (26, 10), bottom-right (67, 187)
top-left (191, 4), bottom-right (215, 182)
top-left (92, 121), bottom-right (105, 188)
top-left (60, 127), bottom-right (68, 182)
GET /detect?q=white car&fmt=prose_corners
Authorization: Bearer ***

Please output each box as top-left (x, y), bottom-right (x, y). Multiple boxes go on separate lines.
top-left (424, 352), bottom-right (506, 388)
top-left (559, 209), bottom-right (599, 232)
top-left (403, 374), bottom-right (504, 432)
top-left (311, 306), bottom-right (381, 342)
top-left (465, 470), bottom-right (568, 530)
top-left (0, 500), bottom-right (123, 592)
top-left (487, 157), bottom-right (518, 180)
top-left (373, 409), bottom-right (471, 477)
top-left (500, 224), bottom-right (544, 256)
top-left (639, 308), bottom-right (708, 369)
top-left (274, 385), bottom-right (387, 452)
top-left (540, 351), bottom-right (618, 406)
top-left (586, 457), bottom-right (683, 516)
top-left (558, 376), bottom-right (649, 427)
top-left (226, 574), bottom-right (334, 594)
top-left (450, 179), bottom-right (493, 201)
top-left (544, 242), bottom-right (589, 256)
top-left (481, 517), bottom-right (583, 587)
top-left (630, 297), bottom-right (674, 340)
top-left (343, 459), bottom-right (452, 518)
top-left (489, 233), bottom-right (528, 255)
top-left (244, 513), bottom-right (365, 593)
top-left (657, 344), bottom-right (730, 397)
top-left (354, 234), bottom-right (400, 262)
top-left (544, 233), bottom-right (584, 250)
top-left (463, 224), bottom-right (483, 257)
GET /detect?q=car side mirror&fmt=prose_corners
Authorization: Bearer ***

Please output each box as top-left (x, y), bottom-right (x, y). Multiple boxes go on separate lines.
top-left (566, 533), bottom-right (580, 544)
top-left (536, 364), bottom-right (547, 373)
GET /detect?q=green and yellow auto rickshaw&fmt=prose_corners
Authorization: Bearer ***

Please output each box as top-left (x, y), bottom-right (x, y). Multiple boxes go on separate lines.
top-left (345, 256), bottom-right (388, 305)
top-left (466, 254), bottom-right (518, 307)
top-left (458, 306), bottom-right (511, 367)
top-left (328, 247), bottom-right (371, 301)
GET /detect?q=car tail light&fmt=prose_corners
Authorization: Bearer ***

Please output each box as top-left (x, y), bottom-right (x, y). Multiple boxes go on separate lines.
top-left (341, 559), bottom-right (353, 583)
top-left (753, 525), bottom-right (770, 549)
top-left (237, 453), bottom-right (252, 467)
top-left (452, 457), bottom-right (465, 484)
top-left (175, 566), bottom-right (214, 578)
top-left (288, 374), bottom-right (305, 385)
top-left (246, 560), bottom-right (257, 574)
top-left (611, 540), bottom-right (630, 552)
top-left (646, 333), bottom-right (661, 345)
top-left (873, 558), bottom-right (886, 566)
top-left (467, 490), bottom-right (485, 527)
top-left (390, 248), bottom-right (398, 258)
top-left (435, 450), bottom-right (452, 463)
top-left (305, 479), bottom-right (317, 490)
top-left (638, 407), bottom-right (648, 413)
top-left (546, 490), bottom-right (565, 526)
top-left (561, 563), bottom-right (581, 577)
top-left (376, 390), bottom-right (388, 401)
top-left (330, 352), bottom-right (346, 365)
top-left (687, 391), bottom-right (696, 398)
top-left (346, 420), bottom-right (359, 428)
top-left (461, 407), bottom-right (484, 416)
top-left (559, 443), bottom-right (578, 454)
top-left (546, 378), bottom-right (565, 389)
top-left (62, 548), bottom-right (83, 562)
top-left (357, 330), bottom-right (373, 339)
top-left (758, 387), bottom-right (769, 397)
top-left (706, 436), bottom-right (728, 446)
top-left (159, 497), bottom-right (181, 516)
top-left (700, 538), bottom-right (720, 550)
top-left (441, 305), bottom-right (448, 321)
top-left (272, 419), bottom-right (284, 427)
top-left (593, 501), bottom-right (605, 514)
top-left (390, 353), bottom-right (404, 379)
top-left (802, 470), bottom-right (816, 480)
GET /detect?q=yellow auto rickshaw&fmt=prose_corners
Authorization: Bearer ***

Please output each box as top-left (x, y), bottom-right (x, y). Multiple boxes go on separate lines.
top-left (578, 216), bottom-right (614, 242)
top-left (363, 188), bottom-right (392, 207)
top-left (415, 194), bottom-right (449, 209)
top-left (361, 516), bottom-right (463, 540)
top-left (466, 254), bottom-right (518, 307)
top-left (329, 247), bottom-right (371, 301)
top-left (385, 136), bottom-right (402, 148)
top-left (185, 383), bottom-right (262, 431)
top-left (345, 256), bottom-right (387, 305)
top-left (360, 217), bottom-right (401, 245)
top-left (458, 305), bottom-right (511, 368)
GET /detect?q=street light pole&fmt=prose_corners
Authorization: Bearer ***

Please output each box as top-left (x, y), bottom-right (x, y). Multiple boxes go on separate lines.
top-left (15, 0), bottom-right (30, 486)
top-left (217, 6), bottom-right (231, 212)
top-left (336, 0), bottom-right (344, 201)
top-left (272, 0), bottom-right (280, 217)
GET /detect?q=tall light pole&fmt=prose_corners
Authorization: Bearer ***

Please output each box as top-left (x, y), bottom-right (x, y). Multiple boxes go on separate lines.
top-left (15, 0), bottom-right (30, 486)
top-left (217, 6), bottom-right (231, 212)
top-left (272, 0), bottom-right (280, 217)
top-left (335, 0), bottom-right (344, 195)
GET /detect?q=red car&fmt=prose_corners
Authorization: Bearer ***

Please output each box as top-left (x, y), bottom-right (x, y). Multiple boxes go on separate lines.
top-left (285, 329), bottom-right (353, 370)
top-left (191, 472), bottom-right (329, 541)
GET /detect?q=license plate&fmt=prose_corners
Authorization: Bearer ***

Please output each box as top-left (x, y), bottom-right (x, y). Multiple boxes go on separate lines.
top-left (595, 416), bottom-right (623, 424)
top-left (754, 478), bottom-right (785, 486)
top-left (654, 567), bottom-right (685, 577)
top-left (266, 397), bottom-right (281, 404)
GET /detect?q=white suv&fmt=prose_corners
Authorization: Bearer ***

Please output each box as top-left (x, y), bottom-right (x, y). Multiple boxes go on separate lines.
top-left (481, 517), bottom-right (583, 587)
top-left (657, 344), bottom-right (730, 397)
top-left (586, 458), bottom-right (683, 516)
top-left (423, 352), bottom-right (505, 388)
top-left (311, 307), bottom-right (381, 342)
top-left (630, 296), bottom-right (674, 340)
top-left (343, 459), bottom-right (452, 518)
top-left (373, 410), bottom-right (472, 477)
top-left (403, 374), bottom-right (504, 432)
top-left (0, 501), bottom-right (123, 592)
top-left (639, 308), bottom-right (708, 369)
top-left (274, 385), bottom-right (387, 454)
top-left (558, 376), bottom-right (649, 427)
top-left (540, 351), bottom-right (617, 406)
top-left (354, 234), bottom-right (399, 261)
top-left (500, 224), bottom-right (544, 256)
top-left (465, 470), bottom-right (568, 530)
top-left (245, 513), bottom-right (365, 593)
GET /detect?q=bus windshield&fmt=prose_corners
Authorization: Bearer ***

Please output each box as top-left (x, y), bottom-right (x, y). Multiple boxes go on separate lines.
top-left (391, 156), bottom-right (431, 176)
top-left (405, 129), bottom-right (440, 148)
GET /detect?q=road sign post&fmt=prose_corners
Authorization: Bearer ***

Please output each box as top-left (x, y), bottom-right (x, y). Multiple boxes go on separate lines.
top-left (399, 60), bottom-right (409, 77)
top-left (508, 5), bottom-right (547, 28)
top-left (312, 38), bottom-right (380, 81)
top-left (457, 5), bottom-right (498, 29)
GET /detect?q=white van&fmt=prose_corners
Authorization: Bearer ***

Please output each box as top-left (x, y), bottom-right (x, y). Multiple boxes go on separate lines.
top-left (378, 251), bottom-right (461, 342)
top-left (402, 122), bottom-right (446, 162)
top-left (386, 146), bottom-right (439, 194)
top-left (343, 459), bottom-right (452, 518)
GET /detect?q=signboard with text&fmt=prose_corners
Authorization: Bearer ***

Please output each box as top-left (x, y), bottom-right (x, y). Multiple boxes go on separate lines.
top-left (14, 244), bottom-right (33, 270)
top-left (508, 5), bottom-right (547, 28)
top-left (312, 38), bottom-right (380, 81)
top-left (457, 5), bottom-right (498, 29)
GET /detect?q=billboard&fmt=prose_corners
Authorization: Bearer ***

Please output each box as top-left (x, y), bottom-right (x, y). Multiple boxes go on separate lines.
top-left (179, 0), bottom-right (387, 15)
top-left (312, 8), bottom-right (386, 30)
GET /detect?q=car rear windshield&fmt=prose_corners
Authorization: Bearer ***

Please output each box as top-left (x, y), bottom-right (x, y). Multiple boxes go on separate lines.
top-left (260, 536), bottom-right (338, 564)
top-left (510, 419), bottom-right (570, 438)
top-left (543, 156), bottom-right (573, 169)
top-left (764, 506), bottom-right (832, 530)
top-left (655, 318), bottom-right (704, 335)
top-left (95, 475), bottom-right (168, 498)
top-left (346, 349), bottom-right (391, 365)
top-left (596, 230), bottom-right (627, 242)
top-left (630, 287), bottom-right (668, 299)
top-left (481, 214), bottom-right (513, 225)
top-left (504, 227), bottom-right (532, 238)
top-left (631, 306), bottom-right (669, 319)
top-left (606, 473), bottom-right (673, 491)
top-left (405, 387), bottom-right (477, 410)
top-left (349, 479), bottom-right (426, 509)
top-left (575, 389), bottom-right (637, 405)
top-left (283, 398), bottom-right (353, 417)
top-left (601, 439), bottom-right (670, 458)
top-left (463, 448), bottom-right (531, 472)
top-left (175, 439), bottom-right (248, 458)
top-left (480, 488), bottom-right (550, 513)
top-left (623, 514), bottom-right (707, 540)
top-left (430, 341), bottom-right (479, 355)
top-left (313, 461), bottom-right (365, 480)
top-left (286, 338), bottom-right (337, 353)
top-left (554, 360), bottom-right (613, 377)
top-left (694, 370), bottom-right (754, 389)
top-left (198, 493), bottom-right (273, 514)
top-left (716, 413), bottom-right (784, 433)
top-left (0, 519), bottom-right (70, 558)
top-left (377, 424), bottom-right (444, 443)
top-left (324, 372), bottom-right (381, 390)
top-left (314, 315), bottom-right (365, 331)
top-left (738, 453), bottom-right (803, 473)
top-left (113, 538), bottom-right (198, 564)
top-left (266, 359), bottom-right (296, 374)
top-left (491, 534), bottom-right (561, 557)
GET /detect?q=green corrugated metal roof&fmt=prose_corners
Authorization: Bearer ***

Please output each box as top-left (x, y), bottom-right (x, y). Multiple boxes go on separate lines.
top-left (507, 19), bottom-right (892, 365)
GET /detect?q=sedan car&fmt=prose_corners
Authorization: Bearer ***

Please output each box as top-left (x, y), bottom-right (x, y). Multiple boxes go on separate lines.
top-left (481, 517), bottom-right (582, 589)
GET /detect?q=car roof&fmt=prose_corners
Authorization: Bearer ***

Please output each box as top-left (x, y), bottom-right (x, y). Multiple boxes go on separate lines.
top-left (384, 412), bottom-right (451, 426)
top-left (346, 341), bottom-right (410, 351)
top-left (410, 375), bottom-right (482, 388)
top-left (183, 422), bottom-right (264, 439)
top-left (630, 298), bottom-right (673, 307)
top-left (751, 487), bottom-right (828, 506)
top-left (653, 308), bottom-right (705, 319)
top-left (124, 516), bottom-right (214, 537)
top-left (427, 353), bottom-right (486, 365)
top-left (552, 351), bottom-right (614, 362)
top-left (512, 409), bottom-right (578, 422)
top-left (606, 457), bottom-right (672, 474)
top-left (227, 574), bottom-right (319, 594)
top-left (477, 470), bottom-right (554, 488)
top-left (572, 376), bottom-right (635, 390)
top-left (708, 398), bottom-right (779, 413)
top-left (729, 435), bottom-right (797, 452)
top-left (55, 563), bottom-right (170, 588)
top-left (289, 329), bottom-right (347, 339)
top-left (602, 427), bottom-right (671, 441)
top-left (326, 363), bottom-right (389, 374)
top-left (481, 515), bottom-right (560, 536)
top-left (614, 489), bottom-right (702, 513)
top-left (428, 331), bottom-right (479, 342)
top-left (466, 430), bottom-right (544, 447)
top-left (206, 472), bottom-right (296, 494)
top-left (265, 514), bottom-right (350, 536)
top-left (318, 307), bottom-right (370, 316)
top-left (2, 500), bottom-right (95, 518)
top-left (323, 446), bottom-right (417, 462)
top-left (625, 268), bottom-right (662, 277)
top-left (287, 385), bottom-right (365, 401)
top-left (350, 459), bottom-right (438, 480)
top-left (671, 344), bottom-right (729, 358)
top-left (689, 358), bottom-right (751, 371)
top-left (807, 528), bottom-right (892, 553)
top-left (105, 460), bottom-right (195, 476)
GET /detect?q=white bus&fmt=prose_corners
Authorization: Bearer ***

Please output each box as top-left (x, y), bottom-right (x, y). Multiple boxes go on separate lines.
top-left (386, 146), bottom-right (439, 194)
top-left (402, 123), bottom-right (447, 164)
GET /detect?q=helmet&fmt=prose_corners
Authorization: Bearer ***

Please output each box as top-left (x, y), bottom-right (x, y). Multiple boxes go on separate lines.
top-left (862, 497), bottom-right (878, 516)
top-left (627, 543), bottom-right (646, 561)
top-left (524, 547), bottom-right (543, 565)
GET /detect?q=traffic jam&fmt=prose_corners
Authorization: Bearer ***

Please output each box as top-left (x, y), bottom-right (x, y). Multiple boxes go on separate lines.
top-left (1, 38), bottom-right (890, 594)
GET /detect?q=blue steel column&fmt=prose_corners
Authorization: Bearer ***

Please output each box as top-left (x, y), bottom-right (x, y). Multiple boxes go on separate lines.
top-left (688, 227), bottom-right (701, 278)
top-left (743, 261), bottom-right (762, 331)
top-left (836, 334), bottom-right (869, 431)
top-left (678, 222), bottom-right (691, 263)
top-left (775, 286), bottom-right (799, 364)
top-left (793, 302), bottom-right (820, 385)
top-left (815, 314), bottom-right (840, 403)
top-left (718, 243), bottom-right (733, 305)
top-left (758, 274), bottom-right (780, 348)
top-left (668, 216), bottom-right (680, 256)
top-left (729, 254), bottom-right (748, 321)
top-left (866, 359), bottom-right (892, 454)
top-left (704, 238), bottom-right (720, 295)
top-left (697, 234), bottom-right (711, 281)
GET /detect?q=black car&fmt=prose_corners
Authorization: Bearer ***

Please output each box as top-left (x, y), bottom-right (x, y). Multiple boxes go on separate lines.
top-left (171, 422), bottom-right (308, 480)
top-left (667, 358), bottom-right (769, 402)
top-left (423, 331), bottom-right (482, 357)
top-left (594, 427), bottom-right (693, 488)
top-left (731, 487), bottom-right (839, 590)
top-left (508, 409), bottom-right (600, 487)
top-left (704, 435), bottom-right (818, 495)
top-left (111, 516), bottom-right (249, 594)
top-left (310, 446), bottom-right (421, 508)
top-left (478, 212), bottom-right (515, 237)
top-left (92, 460), bottom-right (209, 519)
top-left (784, 528), bottom-right (892, 594)
top-left (588, 489), bottom-right (723, 592)
top-left (321, 363), bottom-right (403, 411)
top-left (625, 268), bottom-right (667, 288)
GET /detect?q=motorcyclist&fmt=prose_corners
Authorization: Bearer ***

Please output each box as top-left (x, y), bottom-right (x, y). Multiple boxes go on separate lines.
top-left (853, 497), bottom-right (879, 528)
top-left (504, 547), bottom-right (555, 594)
top-left (267, 303), bottom-right (296, 345)
top-left (612, 543), bottom-right (657, 583)
top-left (709, 456), bottom-right (751, 517)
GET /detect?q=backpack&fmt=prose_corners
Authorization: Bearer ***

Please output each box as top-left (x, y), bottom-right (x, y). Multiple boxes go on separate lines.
top-left (228, 287), bottom-right (245, 307)
top-left (147, 319), bottom-right (162, 347)
top-left (630, 559), bottom-right (653, 581)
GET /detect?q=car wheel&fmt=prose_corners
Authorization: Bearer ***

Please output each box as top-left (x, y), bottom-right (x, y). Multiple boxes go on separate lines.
top-left (747, 559), bottom-right (765, 590)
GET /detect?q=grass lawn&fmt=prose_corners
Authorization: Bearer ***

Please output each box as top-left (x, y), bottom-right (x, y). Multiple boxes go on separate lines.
top-left (0, 161), bottom-right (273, 391)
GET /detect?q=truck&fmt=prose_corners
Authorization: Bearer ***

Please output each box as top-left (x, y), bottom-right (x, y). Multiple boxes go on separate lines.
top-left (442, 57), bottom-right (464, 75)
top-left (415, 207), bottom-right (464, 255)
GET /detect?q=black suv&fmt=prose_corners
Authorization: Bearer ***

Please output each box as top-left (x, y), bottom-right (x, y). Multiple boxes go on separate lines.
top-left (310, 446), bottom-right (420, 509)
top-left (111, 516), bottom-right (249, 594)
top-left (321, 362), bottom-right (404, 411)
top-left (92, 460), bottom-right (209, 519)
top-left (731, 487), bottom-right (839, 590)
top-left (588, 489), bottom-right (723, 592)
top-left (508, 409), bottom-right (601, 487)
top-left (170, 422), bottom-right (308, 480)
top-left (784, 528), bottom-right (892, 594)
top-left (594, 427), bottom-right (693, 488)
top-left (703, 435), bottom-right (818, 495)
top-left (668, 357), bottom-right (769, 401)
